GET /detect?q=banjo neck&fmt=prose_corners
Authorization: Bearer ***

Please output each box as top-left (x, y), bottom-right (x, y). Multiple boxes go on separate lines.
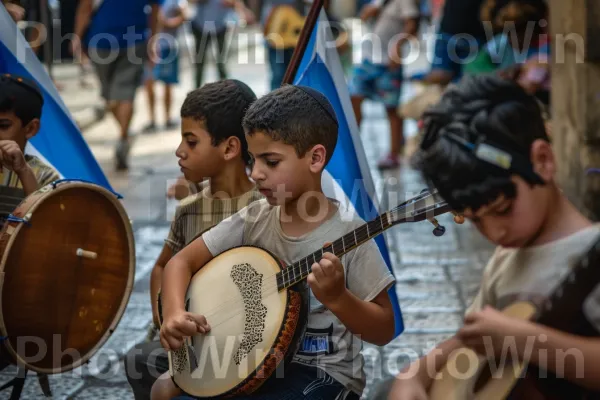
top-left (275, 189), bottom-right (451, 291)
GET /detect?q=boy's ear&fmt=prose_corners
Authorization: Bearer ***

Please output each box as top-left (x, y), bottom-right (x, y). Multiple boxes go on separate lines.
top-left (308, 144), bottom-right (327, 173)
top-left (223, 136), bottom-right (241, 160)
top-left (530, 138), bottom-right (555, 182)
top-left (23, 118), bottom-right (40, 140)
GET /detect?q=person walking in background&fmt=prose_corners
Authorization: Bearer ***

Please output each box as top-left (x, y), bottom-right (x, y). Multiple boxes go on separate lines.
top-left (421, 0), bottom-right (488, 86)
top-left (73, 0), bottom-right (160, 170)
top-left (254, 0), bottom-right (305, 90)
top-left (349, 0), bottom-right (420, 170)
top-left (187, 0), bottom-right (255, 89)
top-left (143, 0), bottom-right (186, 133)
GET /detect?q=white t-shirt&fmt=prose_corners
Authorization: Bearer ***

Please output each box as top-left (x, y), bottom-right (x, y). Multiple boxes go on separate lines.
top-left (467, 224), bottom-right (600, 330)
top-left (202, 199), bottom-right (395, 395)
top-left (362, 0), bottom-right (420, 64)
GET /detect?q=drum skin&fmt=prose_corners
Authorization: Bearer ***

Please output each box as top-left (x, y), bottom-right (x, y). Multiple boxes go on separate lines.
top-left (0, 181), bottom-right (135, 374)
top-left (170, 246), bottom-right (309, 398)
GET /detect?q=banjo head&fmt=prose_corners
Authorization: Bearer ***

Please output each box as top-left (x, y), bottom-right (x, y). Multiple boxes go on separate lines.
top-left (172, 246), bottom-right (306, 398)
top-left (0, 181), bottom-right (135, 374)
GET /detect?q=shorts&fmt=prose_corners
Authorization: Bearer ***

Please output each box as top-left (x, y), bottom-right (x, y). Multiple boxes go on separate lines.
top-left (90, 41), bottom-right (147, 102)
top-left (430, 32), bottom-right (483, 80)
top-left (348, 59), bottom-right (404, 108)
top-left (147, 45), bottom-right (180, 84)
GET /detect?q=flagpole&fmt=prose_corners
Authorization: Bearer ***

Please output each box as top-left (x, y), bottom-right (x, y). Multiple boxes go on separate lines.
top-left (281, 0), bottom-right (324, 85)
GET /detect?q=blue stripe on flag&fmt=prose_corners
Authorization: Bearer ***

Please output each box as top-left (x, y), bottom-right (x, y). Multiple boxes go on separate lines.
top-left (0, 15), bottom-right (111, 190)
top-left (294, 13), bottom-right (404, 337)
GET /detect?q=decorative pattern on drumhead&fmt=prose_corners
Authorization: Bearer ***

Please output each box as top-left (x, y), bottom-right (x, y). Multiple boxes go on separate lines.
top-left (172, 344), bottom-right (190, 374)
top-left (231, 263), bottom-right (268, 365)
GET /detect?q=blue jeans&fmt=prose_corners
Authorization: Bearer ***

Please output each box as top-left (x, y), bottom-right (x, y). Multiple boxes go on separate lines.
top-left (173, 362), bottom-right (360, 399)
top-left (267, 45), bottom-right (295, 90)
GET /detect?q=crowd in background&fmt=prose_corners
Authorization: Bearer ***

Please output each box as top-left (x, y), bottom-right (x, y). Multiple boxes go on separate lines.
top-left (2, 0), bottom-right (551, 171)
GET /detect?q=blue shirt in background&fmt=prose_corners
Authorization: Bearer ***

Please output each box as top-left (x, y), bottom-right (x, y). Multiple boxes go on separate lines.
top-left (85, 0), bottom-right (159, 49)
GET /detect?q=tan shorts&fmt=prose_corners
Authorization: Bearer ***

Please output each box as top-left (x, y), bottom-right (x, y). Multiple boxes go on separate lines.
top-left (89, 41), bottom-right (148, 102)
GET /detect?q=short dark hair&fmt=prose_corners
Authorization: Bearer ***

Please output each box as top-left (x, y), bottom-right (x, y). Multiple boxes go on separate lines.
top-left (242, 85), bottom-right (339, 165)
top-left (0, 74), bottom-right (44, 126)
top-left (414, 74), bottom-right (549, 213)
top-left (180, 80), bottom-right (257, 165)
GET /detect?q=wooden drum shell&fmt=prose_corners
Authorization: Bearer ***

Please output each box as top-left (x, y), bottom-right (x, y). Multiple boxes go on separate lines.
top-left (0, 181), bottom-right (135, 374)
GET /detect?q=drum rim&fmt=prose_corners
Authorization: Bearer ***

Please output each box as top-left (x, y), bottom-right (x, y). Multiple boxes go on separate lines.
top-left (0, 181), bottom-right (136, 374)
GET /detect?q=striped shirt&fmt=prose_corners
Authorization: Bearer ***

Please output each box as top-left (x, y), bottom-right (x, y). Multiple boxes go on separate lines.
top-left (0, 155), bottom-right (60, 221)
top-left (165, 183), bottom-right (263, 254)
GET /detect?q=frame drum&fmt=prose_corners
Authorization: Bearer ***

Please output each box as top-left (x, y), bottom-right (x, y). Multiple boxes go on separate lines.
top-left (0, 180), bottom-right (135, 374)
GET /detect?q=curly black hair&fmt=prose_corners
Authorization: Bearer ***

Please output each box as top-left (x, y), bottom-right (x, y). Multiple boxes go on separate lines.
top-left (180, 79), bottom-right (257, 165)
top-left (242, 85), bottom-right (339, 165)
top-left (414, 74), bottom-right (549, 213)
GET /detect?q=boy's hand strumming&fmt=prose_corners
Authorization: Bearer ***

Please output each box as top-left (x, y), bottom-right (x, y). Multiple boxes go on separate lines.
top-left (160, 310), bottom-right (211, 351)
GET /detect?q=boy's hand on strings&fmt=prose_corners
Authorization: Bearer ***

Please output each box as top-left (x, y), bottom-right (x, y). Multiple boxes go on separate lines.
top-left (308, 250), bottom-right (346, 308)
top-left (159, 310), bottom-right (211, 351)
top-left (458, 305), bottom-right (532, 358)
top-left (0, 140), bottom-right (28, 174)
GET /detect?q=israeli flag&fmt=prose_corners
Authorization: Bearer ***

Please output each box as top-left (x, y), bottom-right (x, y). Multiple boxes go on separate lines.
top-left (294, 11), bottom-right (404, 337)
top-left (0, 6), bottom-right (111, 190)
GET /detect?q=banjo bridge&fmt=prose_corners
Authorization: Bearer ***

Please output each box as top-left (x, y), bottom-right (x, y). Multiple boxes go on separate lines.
top-left (231, 263), bottom-right (268, 365)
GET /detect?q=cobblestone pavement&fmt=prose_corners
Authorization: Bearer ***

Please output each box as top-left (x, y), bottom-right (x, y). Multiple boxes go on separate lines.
top-left (0, 26), bottom-right (494, 399)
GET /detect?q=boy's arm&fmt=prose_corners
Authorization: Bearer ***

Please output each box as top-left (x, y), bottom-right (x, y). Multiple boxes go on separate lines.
top-left (328, 287), bottom-right (395, 346)
top-left (310, 247), bottom-right (396, 346)
top-left (16, 166), bottom-right (39, 196)
top-left (0, 140), bottom-right (48, 196)
top-left (150, 244), bottom-right (173, 327)
top-left (160, 236), bottom-right (214, 350)
top-left (159, 208), bottom-right (247, 350)
top-left (161, 237), bottom-right (213, 321)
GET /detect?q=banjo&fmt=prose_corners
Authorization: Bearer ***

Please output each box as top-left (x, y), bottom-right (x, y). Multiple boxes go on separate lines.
top-left (160, 189), bottom-right (459, 398)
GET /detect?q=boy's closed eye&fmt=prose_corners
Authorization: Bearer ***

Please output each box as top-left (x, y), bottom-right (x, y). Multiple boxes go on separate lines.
top-left (0, 120), bottom-right (12, 130)
top-left (494, 202), bottom-right (513, 216)
top-left (266, 159), bottom-right (279, 167)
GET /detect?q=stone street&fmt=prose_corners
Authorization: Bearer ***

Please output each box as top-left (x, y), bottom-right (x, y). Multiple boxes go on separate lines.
top-left (0, 25), bottom-right (494, 399)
